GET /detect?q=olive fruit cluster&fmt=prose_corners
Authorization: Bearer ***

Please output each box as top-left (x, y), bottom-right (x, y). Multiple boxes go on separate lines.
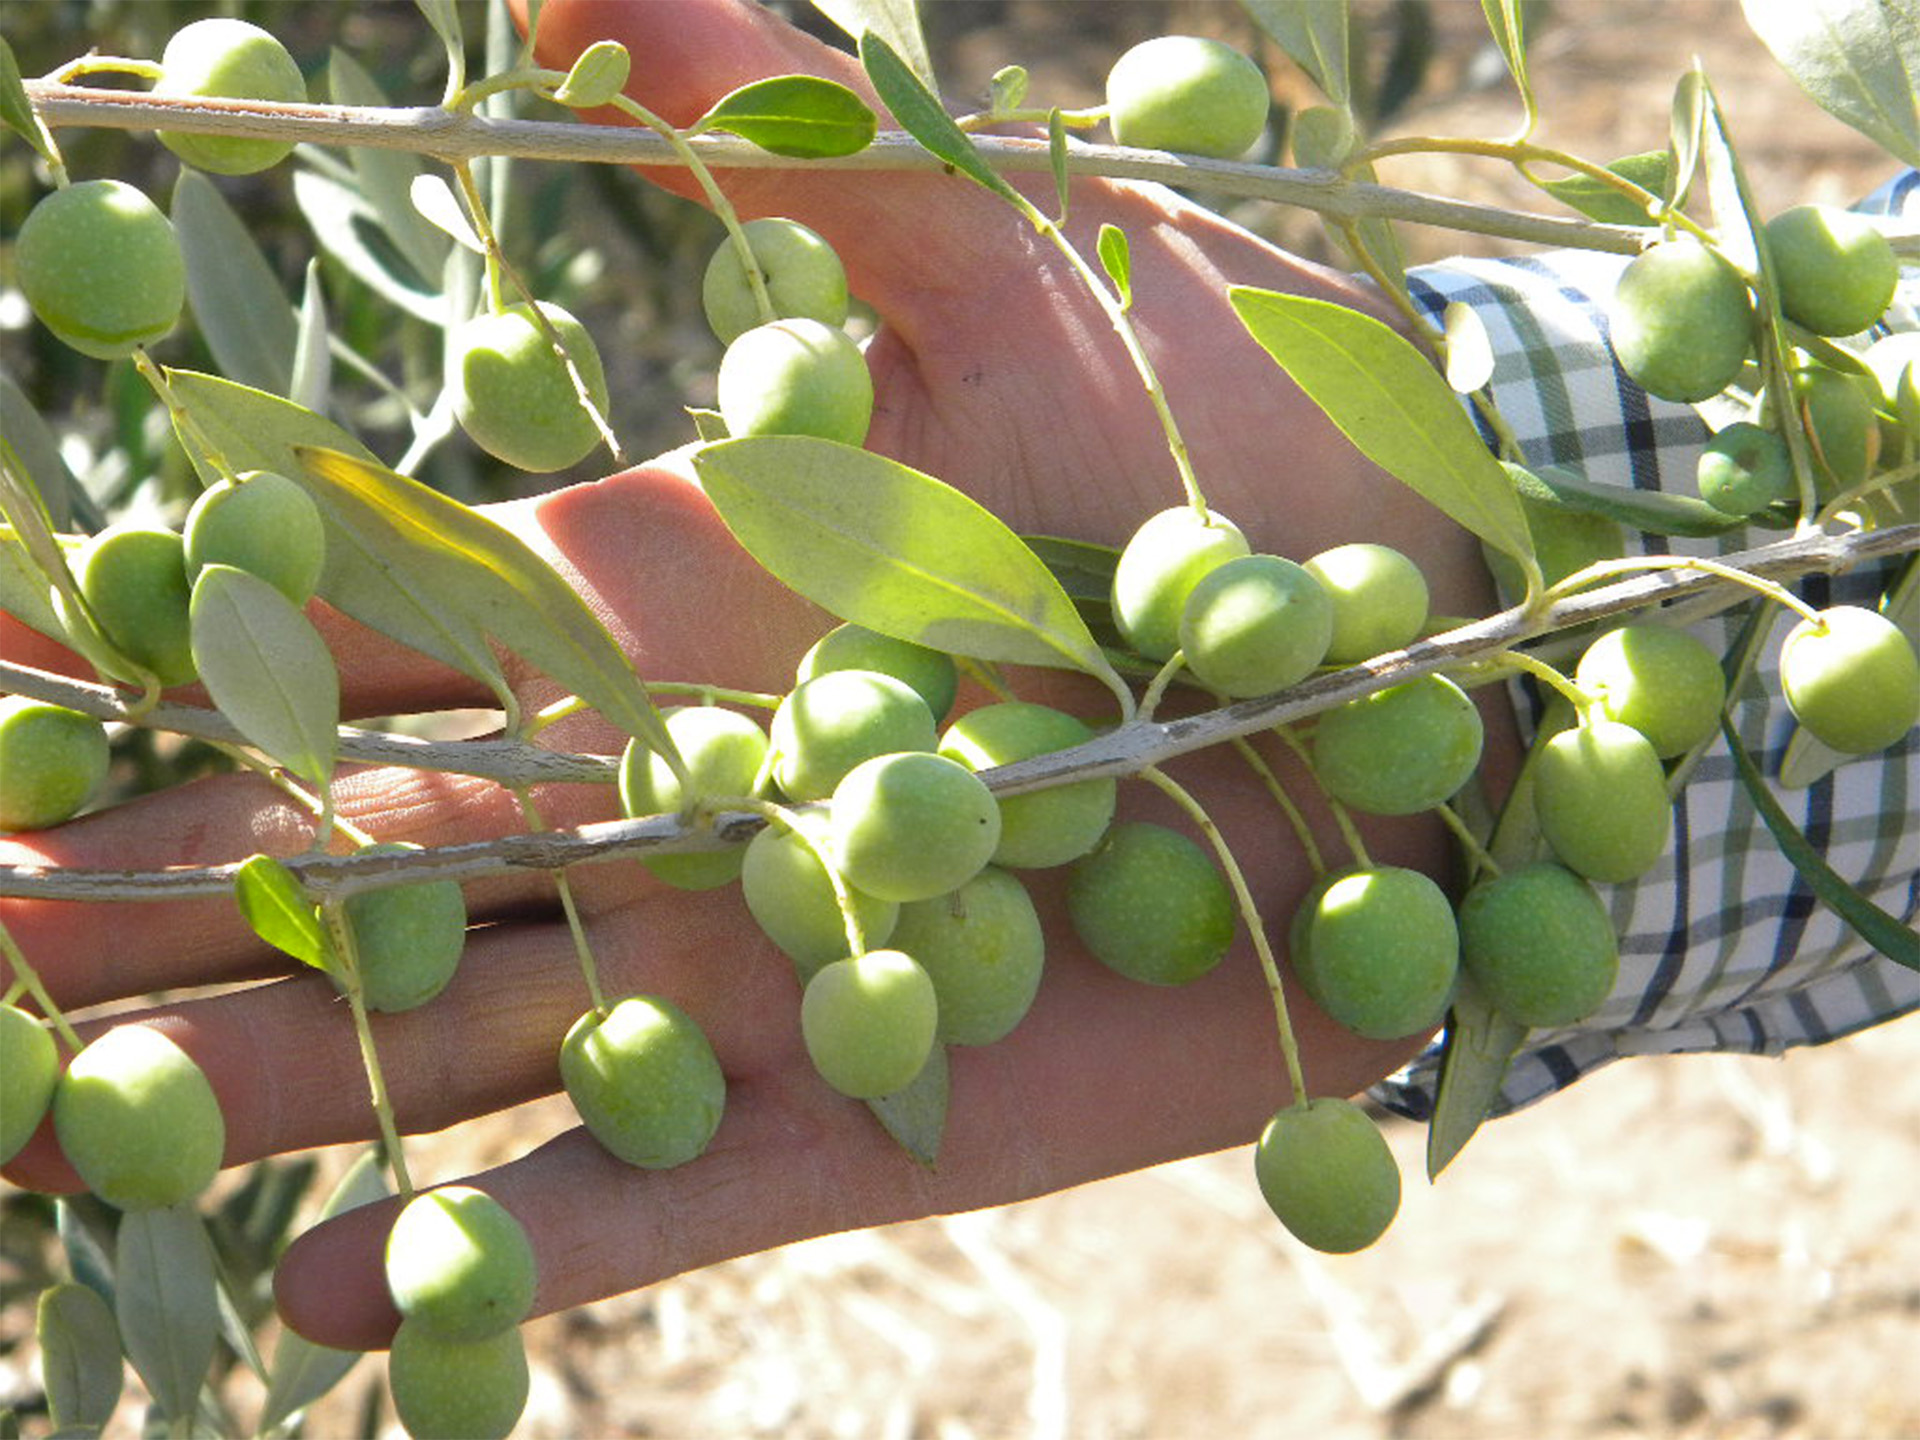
top-left (51, 471), bottom-right (327, 692)
top-left (1608, 207), bottom-right (1898, 411)
top-left (384, 1187), bottom-right (538, 1440)
top-left (703, 220), bottom-right (874, 447)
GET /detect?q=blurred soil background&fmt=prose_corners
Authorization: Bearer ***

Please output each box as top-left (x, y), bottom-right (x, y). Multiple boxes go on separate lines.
top-left (3, 2), bottom-right (1916, 1438)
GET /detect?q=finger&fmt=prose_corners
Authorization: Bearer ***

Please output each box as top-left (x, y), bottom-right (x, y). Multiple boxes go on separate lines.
top-left (271, 933), bottom-right (1420, 1352)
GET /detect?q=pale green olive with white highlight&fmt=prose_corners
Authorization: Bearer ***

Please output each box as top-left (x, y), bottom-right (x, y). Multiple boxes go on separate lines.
top-left (770, 669), bottom-right (935, 802)
top-left (1105, 35), bottom-right (1270, 159)
top-left (1303, 542), bottom-right (1430, 663)
top-left (938, 702), bottom-right (1115, 869)
top-left (1178, 552), bottom-right (1333, 698)
top-left (1254, 1097), bottom-right (1400, 1254)
top-left (1533, 719), bottom-right (1672, 883)
top-left (340, 843), bottom-right (467, 1014)
top-left (619, 705), bottom-right (770, 890)
top-left (829, 751), bottom-right (1001, 904)
top-left (717, 318), bottom-right (873, 446)
top-left (560, 995), bottom-right (726, 1170)
top-left (1111, 506), bottom-right (1250, 661)
top-left (1066, 821), bottom-right (1235, 986)
top-left (797, 623), bottom-right (958, 724)
top-left (1311, 673), bottom-right (1483, 816)
top-left (1696, 422), bottom-right (1793, 518)
top-left (451, 302), bottom-right (610, 473)
top-left (385, 1186), bottom-right (538, 1344)
top-left (0, 698), bottom-right (110, 833)
top-left (740, 815), bottom-right (899, 984)
top-left (1295, 866), bottom-right (1457, 1041)
top-left (184, 471), bottom-right (327, 605)
top-left (387, 1319), bottom-right (529, 1440)
top-left (16, 180), bottom-right (185, 359)
top-left (52, 1025), bottom-right (225, 1211)
top-left (73, 525), bottom-right (198, 688)
top-left (1764, 204), bottom-right (1898, 338)
top-left (1574, 623), bottom-right (1727, 759)
top-left (1458, 862), bottom-right (1619, 1028)
top-left (801, 949), bottom-right (939, 1099)
top-left (1779, 605), bottom-right (1920, 755)
top-left (154, 18), bottom-right (307, 175)
top-left (703, 217), bottom-right (850, 345)
top-left (889, 867), bottom-right (1045, 1046)
top-left (0, 1005), bottom-right (59, 1166)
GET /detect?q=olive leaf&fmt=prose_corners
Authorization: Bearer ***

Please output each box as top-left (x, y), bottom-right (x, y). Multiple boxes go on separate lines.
top-left (190, 565), bottom-right (341, 794)
top-left (1741, 0), bottom-right (1920, 169)
top-left (257, 1150), bottom-right (388, 1435)
top-left (551, 39), bottom-right (631, 109)
top-left (116, 1205), bottom-right (221, 1427)
top-left (1097, 224), bottom-right (1132, 309)
top-left (1443, 299), bottom-right (1495, 394)
top-left (0, 38), bottom-right (54, 165)
top-left (1517, 462), bottom-right (1750, 539)
top-left (866, 1042), bottom-right (949, 1167)
top-left (1049, 109), bottom-right (1072, 222)
top-left (162, 371), bottom-right (505, 691)
top-left (414, 0), bottom-right (467, 98)
top-left (810, 0), bottom-right (937, 90)
top-left (1541, 151), bottom-right (1669, 226)
top-left (690, 76), bottom-right (878, 159)
top-left (1425, 972), bottom-right (1531, 1179)
top-left (1722, 715), bottom-right (1920, 972)
top-left (290, 261), bottom-right (333, 416)
top-left (36, 1284), bottom-right (124, 1433)
top-left (173, 170), bottom-right (299, 398)
top-left (324, 48), bottom-right (453, 295)
top-left (234, 854), bottom-right (332, 972)
top-left (0, 372), bottom-right (85, 531)
top-left (1228, 287), bottom-right (1539, 590)
top-left (1480, 0), bottom-right (1538, 136)
top-left (293, 446), bottom-right (678, 760)
top-left (693, 436), bottom-right (1127, 697)
top-left (860, 32), bottom-right (1025, 209)
top-left (1241, 0), bottom-right (1352, 107)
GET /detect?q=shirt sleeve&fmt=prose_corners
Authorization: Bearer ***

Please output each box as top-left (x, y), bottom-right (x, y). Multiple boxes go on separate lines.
top-left (1371, 171), bottom-right (1920, 1124)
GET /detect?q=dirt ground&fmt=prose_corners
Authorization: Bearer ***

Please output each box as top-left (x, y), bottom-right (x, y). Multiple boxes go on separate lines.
top-left (5, 2), bottom-right (1916, 1438)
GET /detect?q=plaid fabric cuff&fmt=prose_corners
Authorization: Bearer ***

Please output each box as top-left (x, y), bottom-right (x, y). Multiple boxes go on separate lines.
top-left (1372, 171), bottom-right (1920, 1122)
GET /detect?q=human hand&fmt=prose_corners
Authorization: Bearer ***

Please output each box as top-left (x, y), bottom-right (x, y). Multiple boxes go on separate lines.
top-left (3, 0), bottom-right (1517, 1351)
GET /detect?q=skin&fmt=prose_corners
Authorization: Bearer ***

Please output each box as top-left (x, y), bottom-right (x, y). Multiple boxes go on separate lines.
top-left (0, 0), bottom-right (1520, 1351)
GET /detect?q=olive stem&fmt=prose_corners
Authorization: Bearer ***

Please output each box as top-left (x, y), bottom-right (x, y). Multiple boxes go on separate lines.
top-left (0, 920), bottom-right (84, 1053)
top-left (751, 799), bottom-right (872, 959)
top-left (1541, 553), bottom-right (1824, 626)
top-left (510, 784), bottom-right (608, 1017)
top-left (1434, 800), bottom-right (1502, 876)
top-left (1227, 736), bottom-right (1325, 876)
top-left (319, 899), bottom-right (414, 1199)
top-left (1140, 765), bottom-right (1309, 1106)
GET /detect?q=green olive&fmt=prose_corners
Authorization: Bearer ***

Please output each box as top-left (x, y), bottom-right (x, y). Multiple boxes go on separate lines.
top-left (154, 18), bottom-right (307, 175)
top-left (16, 180), bottom-right (185, 359)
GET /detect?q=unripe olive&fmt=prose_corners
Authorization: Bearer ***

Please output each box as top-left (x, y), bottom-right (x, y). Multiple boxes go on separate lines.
top-left (16, 180), bottom-right (185, 359)
top-left (340, 844), bottom-right (467, 1014)
top-left (560, 995), bottom-right (725, 1170)
top-left (1295, 866), bottom-right (1457, 1040)
top-left (829, 751), bottom-right (1001, 904)
top-left (0, 1004), bottom-right (59, 1166)
top-left (1066, 821), bottom-right (1235, 986)
top-left (1574, 623), bottom-right (1727, 759)
top-left (1779, 605), bottom-right (1920, 755)
top-left (387, 1318), bottom-right (528, 1440)
top-left (72, 525), bottom-right (197, 688)
top-left (154, 18), bottom-right (307, 175)
top-left (938, 702), bottom-right (1115, 869)
top-left (1254, 1097), bottom-right (1400, 1254)
top-left (0, 697), bottom-right (110, 832)
top-left (183, 471), bottom-right (327, 605)
top-left (717, 318), bottom-right (873, 446)
top-left (385, 1186), bottom-right (537, 1344)
top-left (1533, 719), bottom-right (1672, 883)
top-left (1303, 542), bottom-right (1430, 663)
top-left (769, 669), bottom-right (936, 802)
top-left (451, 302), bottom-right (610, 473)
top-left (1105, 36), bottom-right (1270, 159)
top-left (888, 867), bottom-right (1045, 1046)
top-left (1111, 506), bottom-right (1250, 662)
top-left (52, 1026), bottom-right (224, 1211)
top-left (619, 705), bottom-right (770, 890)
top-left (797, 623), bottom-right (958, 724)
top-left (1458, 862), bottom-right (1619, 1028)
top-left (1791, 364), bottom-right (1877, 496)
top-left (702, 217), bottom-right (850, 346)
top-left (1608, 237), bottom-right (1753, 403)
top-left (1765, 204), bottom-right (1899, 337)
top-left (1178, 553), bottom-right (1333, 698)
top-left (1697, 421), bottom-right (1794, 517)
top-left (739, 815), bottom-right (898, 984)
top-left (800, 949), bottom-right (939, 1099)
top-left (1310, 673), bottom-right (1483, 816)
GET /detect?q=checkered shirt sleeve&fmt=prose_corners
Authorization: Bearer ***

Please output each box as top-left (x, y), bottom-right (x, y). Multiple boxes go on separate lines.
top-left (1372, 172), bottom-right (1920, 1123)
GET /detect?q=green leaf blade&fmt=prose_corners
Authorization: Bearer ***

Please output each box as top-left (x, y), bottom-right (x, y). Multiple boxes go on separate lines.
top-left (189, 565), bottom-right (341, 792)
top-left (36, 1283), bottom-right (124, 1432)
top-left (694, 76), bottom-right (877, 158)
top-left (173, 170), bottom-right (300, 398)
top-left (234, 854), bottom-right (331, 971)
top-left (867, 1042), bottom-right (948, 1167)
top-left (692, 436), bottom-right (1121, 687)
top-left (1227, 288), bottom-right (1537, 583)
top-left (810, 0), bottom-right (937, 90)
top-left (859, 32), bottom-right (1025, 208)
top-left (116, 1206), bottom-right (221, 1427)
top-left (1742, 0), bottom-right (1920, 168)
top-left (1097, 224), bottom-right (1132, 310)
top-left (1241, 0), bottom-right (1352, 106)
